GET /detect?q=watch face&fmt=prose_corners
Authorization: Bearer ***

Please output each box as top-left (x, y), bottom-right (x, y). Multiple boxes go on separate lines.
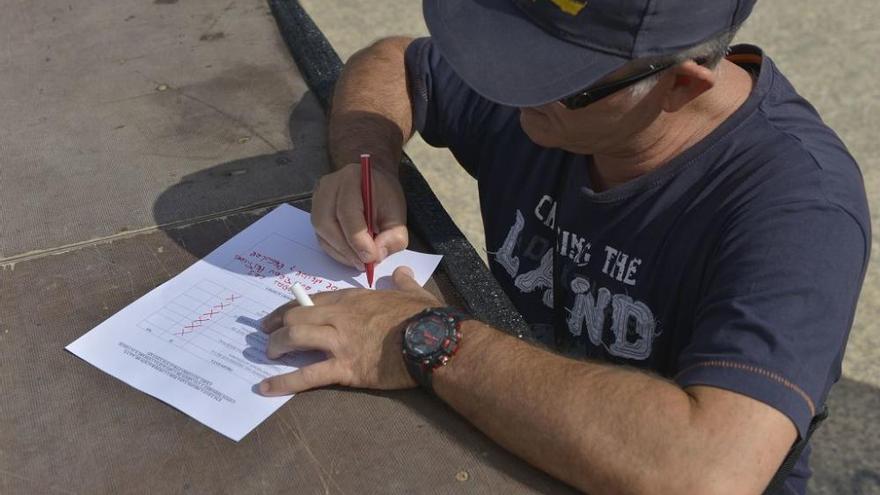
top-left (405, 314), bottom-right (448, 357)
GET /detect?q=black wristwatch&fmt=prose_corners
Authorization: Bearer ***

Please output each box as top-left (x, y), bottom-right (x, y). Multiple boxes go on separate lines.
top-left (402, 307), bottom-right (470, 392)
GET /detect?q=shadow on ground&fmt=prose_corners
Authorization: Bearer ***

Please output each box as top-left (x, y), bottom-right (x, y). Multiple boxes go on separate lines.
top-left (152, 92), bottom-right (328, 233)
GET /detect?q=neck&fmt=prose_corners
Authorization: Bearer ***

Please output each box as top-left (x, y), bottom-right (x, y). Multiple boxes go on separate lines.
top-left (590, 60), bottom-right (754, 191)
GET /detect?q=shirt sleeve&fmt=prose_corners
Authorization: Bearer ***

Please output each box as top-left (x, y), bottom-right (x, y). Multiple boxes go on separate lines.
top-left (674, 198), bottom-right (869, 438)
top-left (404, 37), bottom-right (515, 177)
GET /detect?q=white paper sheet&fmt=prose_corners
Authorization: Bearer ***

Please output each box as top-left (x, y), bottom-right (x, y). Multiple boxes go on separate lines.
top-left (66, 204), bottom-right (442, 441)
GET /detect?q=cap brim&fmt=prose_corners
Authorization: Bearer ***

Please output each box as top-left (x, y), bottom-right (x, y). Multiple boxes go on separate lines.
top-left (424, 0), bottom-right (628, 107)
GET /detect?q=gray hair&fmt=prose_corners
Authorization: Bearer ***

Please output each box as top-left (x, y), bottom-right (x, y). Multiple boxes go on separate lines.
top-left (628, 26), bottom-right (742, 99)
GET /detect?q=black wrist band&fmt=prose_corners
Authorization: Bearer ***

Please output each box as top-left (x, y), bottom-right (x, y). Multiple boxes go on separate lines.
top-left (405, 358), bottom-right (434, 392)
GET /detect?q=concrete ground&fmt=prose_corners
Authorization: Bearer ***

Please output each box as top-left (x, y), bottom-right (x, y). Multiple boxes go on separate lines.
top-left (301, 1), bottom-right (880, 493)
top-left (0, 0), bottom-right (875, 493)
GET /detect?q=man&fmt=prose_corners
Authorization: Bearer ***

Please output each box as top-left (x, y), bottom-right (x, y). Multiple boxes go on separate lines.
top-left (258, 1), bottom-right (870, 493)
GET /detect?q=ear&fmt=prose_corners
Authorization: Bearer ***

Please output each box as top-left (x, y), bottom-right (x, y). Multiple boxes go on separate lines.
top-left (660, 60), bottom-right (717, 112)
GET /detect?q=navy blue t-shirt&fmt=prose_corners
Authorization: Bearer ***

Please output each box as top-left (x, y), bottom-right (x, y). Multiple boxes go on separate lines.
top-left (406, 38), bottom-right (870, 493)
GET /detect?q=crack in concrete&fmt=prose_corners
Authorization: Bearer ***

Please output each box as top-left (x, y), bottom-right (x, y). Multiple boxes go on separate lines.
top-left (0, 193), bottom-right (311, 267)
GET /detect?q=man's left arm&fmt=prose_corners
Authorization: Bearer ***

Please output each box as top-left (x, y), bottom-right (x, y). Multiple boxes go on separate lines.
top-left (259, 268), bottom-right (795, 495)
top-left (432, 319), bottom-right (796, 495)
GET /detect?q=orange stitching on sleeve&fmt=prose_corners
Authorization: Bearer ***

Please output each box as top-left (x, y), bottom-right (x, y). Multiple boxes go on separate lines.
top-left (675, 360), bottom-right (815, 416)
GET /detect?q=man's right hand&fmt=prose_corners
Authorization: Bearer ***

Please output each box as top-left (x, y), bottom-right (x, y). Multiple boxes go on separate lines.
top-left (311, 162), bottom-right (408, 270)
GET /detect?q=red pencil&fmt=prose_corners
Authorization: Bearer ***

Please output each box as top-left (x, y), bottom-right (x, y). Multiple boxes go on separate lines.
top-left (360, 153), bottom-right (375, 287)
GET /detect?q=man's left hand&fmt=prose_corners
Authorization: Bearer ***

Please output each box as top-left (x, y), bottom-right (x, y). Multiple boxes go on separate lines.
top-left (258, 266), bottom-right (441, 396)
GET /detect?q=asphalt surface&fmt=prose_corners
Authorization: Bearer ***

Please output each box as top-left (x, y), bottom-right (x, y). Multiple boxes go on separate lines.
top-left (301, 1), bottom-right (880, 493)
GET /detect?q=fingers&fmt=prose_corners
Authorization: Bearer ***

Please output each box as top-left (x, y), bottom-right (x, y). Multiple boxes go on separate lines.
top-left (259, 360), bottom-right (342, 396)
top-left (262, 290), bottom-right (347, 333)
top-left (261, 301), bottom-right (298, 333)
top-left (317, 234), bottom-right (364, 271)
top-left (311, 164), bottom-right (408, 268)
top-left (312, 171), bottom-right (366, 269)
top-left (266, 324), bottom-right (334, 359)
top-left (335, 182), bottom-right (379, 265)
top-left (310, 176), bottom-right (354, 266)
top-left (261, 302), bottom-right (320, 333)
top-left (374, 225), bottom-right (408, 261)
top-left (374, 168), bottom-right (408, 261)
top-left (392, 266), bottom-right (423, 293)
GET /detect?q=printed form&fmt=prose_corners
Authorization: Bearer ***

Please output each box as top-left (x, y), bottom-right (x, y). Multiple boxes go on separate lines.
top-left (67, 204), bottom-right (442, 441)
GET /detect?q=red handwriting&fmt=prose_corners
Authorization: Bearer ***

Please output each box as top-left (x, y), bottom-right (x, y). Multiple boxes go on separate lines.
top-left (178, 294), bottom-right (240, 336)
top-left (233, 254), bottom-right (266, 278)
top-left (249, 251), bottom-right (285, 271)
top-left (233, 250), bottom-right (341, 295)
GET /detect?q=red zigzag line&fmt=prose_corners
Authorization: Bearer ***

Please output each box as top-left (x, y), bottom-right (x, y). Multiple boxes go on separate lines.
top-left (178, 294), bottom-right (239, 334)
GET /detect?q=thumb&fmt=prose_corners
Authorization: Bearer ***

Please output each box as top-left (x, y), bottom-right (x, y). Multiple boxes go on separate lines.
top-left (374, 225), bottom-right (408, 262)
top-left (392, 266), bottom-right (422, 292)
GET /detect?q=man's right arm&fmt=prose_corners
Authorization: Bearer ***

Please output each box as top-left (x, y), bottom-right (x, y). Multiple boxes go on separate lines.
top-left (328, 36), bottom-right (415, 173)
top-left (312, 37), bottom-right (415, 269)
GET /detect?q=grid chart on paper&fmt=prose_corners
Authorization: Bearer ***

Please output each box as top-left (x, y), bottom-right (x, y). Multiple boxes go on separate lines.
top-left (136, 279), bottom-right (297, 384)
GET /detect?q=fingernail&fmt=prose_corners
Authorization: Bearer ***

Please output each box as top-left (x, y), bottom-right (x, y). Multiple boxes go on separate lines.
top-left (378, 246), bottom-right (388, 260)
top-left (259, 381), bottom-right (271, 394)
top-left (358, 250), bottom-right (371, 263)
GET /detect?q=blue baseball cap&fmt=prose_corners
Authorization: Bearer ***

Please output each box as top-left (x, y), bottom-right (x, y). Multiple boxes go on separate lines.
top-left (423, 0), bottom-right (757, 107)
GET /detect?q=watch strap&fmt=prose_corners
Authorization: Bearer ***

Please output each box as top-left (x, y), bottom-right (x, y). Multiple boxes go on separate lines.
top-left (405, 357), bottom-right (433, 391)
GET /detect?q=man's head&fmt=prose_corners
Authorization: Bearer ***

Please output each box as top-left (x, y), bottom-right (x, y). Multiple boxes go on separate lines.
top-left (518, 26), bottom-right (741, 153)
top-left (423, 0), bottom-right (756, 107)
